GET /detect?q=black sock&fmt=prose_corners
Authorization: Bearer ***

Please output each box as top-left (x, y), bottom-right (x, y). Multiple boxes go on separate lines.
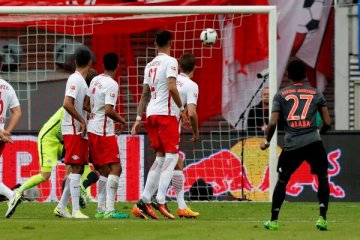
top-left (271, 175), bottom-right (289, 221)
top-left (317, 175), bottom-right (330, 220)
top-left (82, 170), bottom-right (99, 189)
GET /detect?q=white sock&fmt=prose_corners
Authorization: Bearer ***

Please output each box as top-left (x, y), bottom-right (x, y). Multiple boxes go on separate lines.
top-left (97, 176), bottom-right (107, 212)
top-left (57, 177), bottom-right (70, 209)
top-left (172, 170), bottom-right (187, 209)
top-left (0, 182), bottom-right (14, 200)
top-left (141, 156), bottom-right (164, 203)
top-left (69, 173), bottom-right (81, 213)
top-left (106, 174), bottom-right (119, 212)
top-left (156, 153), bottom-right (178, 204)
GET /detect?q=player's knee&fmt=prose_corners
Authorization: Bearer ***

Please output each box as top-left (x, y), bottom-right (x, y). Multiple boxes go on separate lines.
top-left (40, 172), bottom-right (51, 181)
top-left (110, 163), bottom-right (121, 176)
top-left (174, 158), bottom-right (183, 170)
top-left (278, 172), bottom-right (291, 184)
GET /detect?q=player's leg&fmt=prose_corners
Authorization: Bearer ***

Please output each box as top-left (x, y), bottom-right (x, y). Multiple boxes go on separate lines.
top-left (306, 141), bottom-right (330, 231)
top-left (154, 116), bottom-right (179, 219)
top-left (1, 142), bottom-right (24, 218)
top-left (131, 116), bottom-right (162, 219)
top-left (264, 149), bottom-right (303, 230)
top-left (172, 158), bottom-right (199, 218)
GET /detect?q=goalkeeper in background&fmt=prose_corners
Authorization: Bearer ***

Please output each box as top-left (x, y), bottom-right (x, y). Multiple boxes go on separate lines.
top-left (11, 69), bottom-right (99, 217)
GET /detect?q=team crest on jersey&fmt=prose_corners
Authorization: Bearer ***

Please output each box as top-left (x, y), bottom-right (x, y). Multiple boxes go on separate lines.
top-left (71, 155), bottom-right (80, 160)
top-left (70, 85), bottom-right (76, 91)
top-left (110, 93), bottom-right (116, 98)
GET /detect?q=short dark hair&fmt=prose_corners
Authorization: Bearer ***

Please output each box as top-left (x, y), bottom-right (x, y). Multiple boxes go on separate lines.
top-left (103, 52), bottom-right (118, 71)
top-left (179, 53), bottom-right (195, 73)
top-left (287, 59), bottom-right (306, 81)
top-left (75, 48), bottom-right (91, 68)
top-left (85, 68), bottom-right (98, 86)
top-left (156, 30), bottom-right (171, 48)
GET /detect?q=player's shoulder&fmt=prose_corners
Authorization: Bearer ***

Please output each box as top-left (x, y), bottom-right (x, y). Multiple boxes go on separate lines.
top-left (0, 78), bottom-right (14, 91)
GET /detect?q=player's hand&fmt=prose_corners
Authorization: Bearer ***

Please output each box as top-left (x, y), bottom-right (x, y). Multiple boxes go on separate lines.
top-left (79, 120), bottom-right (87, 138)
top-left (115, 123), bottom-right (125, 135)
top-left (131, 120), bottom-right (141, 135)
top-left (0, 131), bottom-right (13, 143)
top-left (180, 111), bottom-right (190, 129)
top-left (190, 132), bottom-right (200, 142)
top-left (260, 142), bottom-right (270, 150)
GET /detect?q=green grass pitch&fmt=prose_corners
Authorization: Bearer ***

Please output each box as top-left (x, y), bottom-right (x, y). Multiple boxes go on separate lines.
top-left (0, 202), bottom-right (359, 240)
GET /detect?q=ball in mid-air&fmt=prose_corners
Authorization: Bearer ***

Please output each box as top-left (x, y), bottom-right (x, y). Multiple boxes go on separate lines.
top-left (200, 28), bottom-right (218, 45)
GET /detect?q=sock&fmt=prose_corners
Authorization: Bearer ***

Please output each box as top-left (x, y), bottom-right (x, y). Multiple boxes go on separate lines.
top-left (106, 174), bottom-right (119, 212)
top-left (0, 182), bottom-right (14, 199)
top-left (97, 176), bottom-right (107, 212)
top-left (156, 153), bottom-right (178, 204)
top-left (18, 174), bottom-right (46, 194)
top-left (270, 175), bottom-right (290, 221)
top-left (69, 173), bottom-right (81, 213)
top-left (57, 177), bottom-right (70, 209)
top-left (317, 175), bottom-right (330, 220)
top-left (82, 170), bottom-right (99, 189)
top-left (141, 156), bottom-right (164, 203)
top-left (61, 177), bottom-right (67, 193)
top-left (172, 170), bottom-right (187, 209)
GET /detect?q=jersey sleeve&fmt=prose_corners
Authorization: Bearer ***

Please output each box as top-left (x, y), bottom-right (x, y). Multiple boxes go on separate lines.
top-left (105, 82), bottom-right (118, 106)
top-left (166, 57), bottom-right (178, 79)
top-left (65, 75), bottom-right (80, 99)
top-left (316, 91), bottom-right (327, 108)
top-left (187, 83), bottom-right (199, 105)
top-left (271, 92), bottom-right (282, 113)
top-left (8, 85), bottom-right (20, 109)
top-left (143, 66), bottom-right (150, 86)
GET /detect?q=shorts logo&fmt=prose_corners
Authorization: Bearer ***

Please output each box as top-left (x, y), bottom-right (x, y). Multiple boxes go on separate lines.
top-left (116, 154), bottom-right (120, 159)
top-left (71, 155), bottom-right (80, 160)
top-left (175, 144), bottom-right (179, 150)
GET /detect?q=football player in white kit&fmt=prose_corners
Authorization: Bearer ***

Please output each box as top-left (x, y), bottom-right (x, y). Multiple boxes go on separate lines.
top-left (0, 54), bottom-right (23, 218)
top-left (171, 53), bottom-right (200, 218)
top-left (85, 52), bottom-right (128, 219)
top-left (54, 48), bottom-right (92, 219)
top-left (131, 30), bottom-right (189, 220)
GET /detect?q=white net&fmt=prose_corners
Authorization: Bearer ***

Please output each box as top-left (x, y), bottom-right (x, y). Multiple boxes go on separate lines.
top-left (0, 8), bottom-right (276, 202)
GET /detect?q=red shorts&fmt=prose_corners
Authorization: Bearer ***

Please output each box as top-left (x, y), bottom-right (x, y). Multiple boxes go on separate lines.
top-left (63, 134), bottom-right (89, 165)
top-left (145, 115), bottom-right (179, 153)
top-left (0, 142), bottom-right (5, 156)
top-left (88, 132), bottom-right (120, 167)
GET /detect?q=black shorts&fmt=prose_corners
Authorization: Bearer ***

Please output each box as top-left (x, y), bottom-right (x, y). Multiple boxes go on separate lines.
top-left (277, 141), bottom-right (328, 176)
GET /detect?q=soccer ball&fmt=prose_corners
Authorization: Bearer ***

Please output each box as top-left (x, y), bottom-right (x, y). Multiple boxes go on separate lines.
top-left (200, 28), bottom-right (218, 45)
top-left (297, 0), bottom-right (325, 34)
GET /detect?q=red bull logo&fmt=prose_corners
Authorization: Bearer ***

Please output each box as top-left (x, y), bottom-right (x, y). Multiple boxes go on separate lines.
top-left (168, 138), bottom-right (345, 200)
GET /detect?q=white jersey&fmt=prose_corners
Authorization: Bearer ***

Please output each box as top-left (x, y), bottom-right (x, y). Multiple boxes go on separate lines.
top-left (176, 73), bottom-right (199, 133)
top-left (87, 74), bottom-right (118, 136)
top-left (62, 71), bottom-right (88, 135)
top-left (144, 53), bottom-right (179, 117)
top-left (0, 78), bottom-right (20, 130)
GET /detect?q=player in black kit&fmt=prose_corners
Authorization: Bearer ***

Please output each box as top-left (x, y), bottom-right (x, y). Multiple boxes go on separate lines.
top-left (260, 59), bottom-right (332, 231)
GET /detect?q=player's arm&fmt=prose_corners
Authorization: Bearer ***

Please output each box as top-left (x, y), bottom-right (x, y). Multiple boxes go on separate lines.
top-left (319, 106), bottom-right (332, 134)
top-left (83, 95), bottom-right (91, 113)
top-left (63, 96), bottom-right (86, 135)
top-left (105, 104), bottom-right (126, 125)
top-left (131, 84), bottom-right (150, 135)
top-left (187, 103), bottom-right (199, 142)
top-left (168, 77), bottom-right (189, 128)
top-left (260, 112), bottom-right (279, 150)
top-left (1, 105), bottom-right (21, 143)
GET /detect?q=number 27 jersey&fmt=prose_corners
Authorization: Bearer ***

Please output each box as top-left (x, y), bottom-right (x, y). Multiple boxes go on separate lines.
top-left (144, 53), bottom-right (178, 117)
top-left (272, 83), bottom-right (326, 150)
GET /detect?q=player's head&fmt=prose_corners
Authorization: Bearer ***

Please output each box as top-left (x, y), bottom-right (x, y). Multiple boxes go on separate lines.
top-left (179, 52), bottom-right (196, 75)
top-left (74, 48), bottom-right (92, 68)
top-left (85, 68), bottom-right (98, 86)
top-left (287, 59), bottom-right (306, 82)
top-left (103, 52), bottom-right (119, 72)
top-left (155, 30), bottom-right (172, 49)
